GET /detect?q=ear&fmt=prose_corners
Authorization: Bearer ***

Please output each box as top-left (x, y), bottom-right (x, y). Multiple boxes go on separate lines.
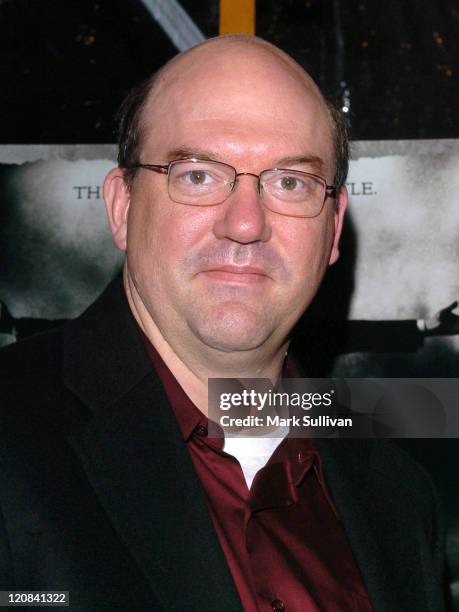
top-left (104, 168), bottom-right (130, 252)
top-left (328, 185), bottom-right (348, 266)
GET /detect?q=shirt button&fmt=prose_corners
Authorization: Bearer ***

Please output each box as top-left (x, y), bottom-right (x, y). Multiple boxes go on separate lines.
top-left (271, 599), bottom-right (285, 612)
top-left (195, 425), bottom-right (208, 437)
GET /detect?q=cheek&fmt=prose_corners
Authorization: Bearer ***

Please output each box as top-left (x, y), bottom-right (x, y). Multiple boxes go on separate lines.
top-left (127, 192), bottom-right (215, 274)
top-left (280, 214), bottom-right (335, 288)
top-left (126, 196), bottom-right (158, 262)
top-left (171, 206), bottom-right (215, 252)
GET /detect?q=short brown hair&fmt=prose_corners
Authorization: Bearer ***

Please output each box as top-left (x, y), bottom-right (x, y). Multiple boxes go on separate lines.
top-left (326, 100), bottom-right (349, 189)
top-left (116, 72), bottom-right (349, 190)
top-left (116, 72), bottom-right (159, 187)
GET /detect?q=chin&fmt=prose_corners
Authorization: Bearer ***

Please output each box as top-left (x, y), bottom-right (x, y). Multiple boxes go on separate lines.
top-left (198, 334), bottom-right (268, 353)
top-left (189, 307), bottom-right (275, 353)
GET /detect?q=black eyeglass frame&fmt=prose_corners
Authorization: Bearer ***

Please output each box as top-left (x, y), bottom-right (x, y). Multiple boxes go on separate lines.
top-left (126, 158), bottom-right (338, 218)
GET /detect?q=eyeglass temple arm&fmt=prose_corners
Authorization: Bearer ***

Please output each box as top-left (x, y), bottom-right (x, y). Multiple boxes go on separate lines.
top-left (128, 163), bottom-right (168, 174)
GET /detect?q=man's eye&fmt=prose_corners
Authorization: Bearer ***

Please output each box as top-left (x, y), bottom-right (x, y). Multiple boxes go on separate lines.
top-left (279, 175), bottom-right (302, 191)
top-left (185, 170), bottom-right (213, 185)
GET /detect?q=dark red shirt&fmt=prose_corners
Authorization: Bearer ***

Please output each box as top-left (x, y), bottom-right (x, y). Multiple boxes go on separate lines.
top-left (145, 339), bottom-right (372, 612)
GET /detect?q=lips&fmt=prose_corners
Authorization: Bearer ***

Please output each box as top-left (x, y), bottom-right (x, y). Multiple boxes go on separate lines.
top-left (200, 265), bottom-right (271, 283)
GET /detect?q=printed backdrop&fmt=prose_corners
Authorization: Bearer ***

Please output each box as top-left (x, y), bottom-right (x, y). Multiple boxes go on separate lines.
top-left (1, 140), bottom-right (458, 326)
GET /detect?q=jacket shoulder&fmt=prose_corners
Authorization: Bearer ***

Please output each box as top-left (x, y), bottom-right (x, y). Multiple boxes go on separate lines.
top-left (0, 328), bottom-right (62, 386)
top-left (370, 439), bottom-right (438, 496)
top-left (0, 329), bottom-right (80, 437)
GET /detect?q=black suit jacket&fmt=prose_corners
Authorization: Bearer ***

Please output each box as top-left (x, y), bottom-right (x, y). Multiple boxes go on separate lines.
top-left (0, 280), bottom-right (445, 611)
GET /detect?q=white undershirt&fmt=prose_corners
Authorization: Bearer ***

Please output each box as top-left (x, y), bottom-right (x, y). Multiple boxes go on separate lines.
top-left (223, 426), bottom-right (289, 488)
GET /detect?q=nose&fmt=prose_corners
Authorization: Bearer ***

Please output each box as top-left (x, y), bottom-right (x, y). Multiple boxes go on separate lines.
top-left (212, 174), bottom-right (272, 244)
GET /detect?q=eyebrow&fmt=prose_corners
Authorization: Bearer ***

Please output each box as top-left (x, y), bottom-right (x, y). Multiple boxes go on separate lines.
top-left (165, 147), bottom-right (219, 162)
top-left (275, 155), bottom-right (325, 174)
top-left (165, 148), bottom-right (325, 174)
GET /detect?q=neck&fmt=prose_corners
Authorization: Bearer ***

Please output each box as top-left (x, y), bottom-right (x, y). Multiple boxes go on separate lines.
top-left (124, 270), bottom-right (289, 415)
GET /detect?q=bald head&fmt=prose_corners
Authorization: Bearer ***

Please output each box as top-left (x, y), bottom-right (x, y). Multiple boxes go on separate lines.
top-left (117, 35), bottom-right (348, 189)
top-left (155, 35), bottom-right (322, 99)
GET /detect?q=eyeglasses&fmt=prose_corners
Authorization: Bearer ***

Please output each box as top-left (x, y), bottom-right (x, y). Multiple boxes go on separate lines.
top-left (128, 158), bottom-right (337, 218)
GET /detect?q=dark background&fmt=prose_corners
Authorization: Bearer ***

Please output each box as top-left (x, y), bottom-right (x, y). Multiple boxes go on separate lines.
top-left (1, 0), bottom-right (458, 143)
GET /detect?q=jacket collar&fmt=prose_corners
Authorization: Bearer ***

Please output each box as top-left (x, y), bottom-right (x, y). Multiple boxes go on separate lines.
top-left (62, 277), bottom-right (152, 412)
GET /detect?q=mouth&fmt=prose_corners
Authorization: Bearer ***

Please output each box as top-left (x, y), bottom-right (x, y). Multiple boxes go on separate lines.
top-left (199, 265), bottom-right (271, 284)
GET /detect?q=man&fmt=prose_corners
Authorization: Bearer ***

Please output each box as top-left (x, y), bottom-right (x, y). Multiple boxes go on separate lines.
top-left (0, 36), bottom-right (445, 611)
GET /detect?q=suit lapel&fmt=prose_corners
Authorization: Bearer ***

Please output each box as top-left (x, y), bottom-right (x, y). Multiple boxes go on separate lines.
top-left (62, 280), bottom-right (242, 611)
top-left (316, 439), bottom-right (401, 611)
top-left (289, 354), bottom-right (404, 610)
top-left (316, 438), bottom-right (437, 612)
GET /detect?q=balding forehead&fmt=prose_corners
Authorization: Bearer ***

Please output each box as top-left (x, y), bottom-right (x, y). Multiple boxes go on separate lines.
top-left (201, 36), bottom-right (317, 88)
top-left (147, 35), bottom-right (324, 113)
top-left (172, 35), bottom-right (310, 80)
